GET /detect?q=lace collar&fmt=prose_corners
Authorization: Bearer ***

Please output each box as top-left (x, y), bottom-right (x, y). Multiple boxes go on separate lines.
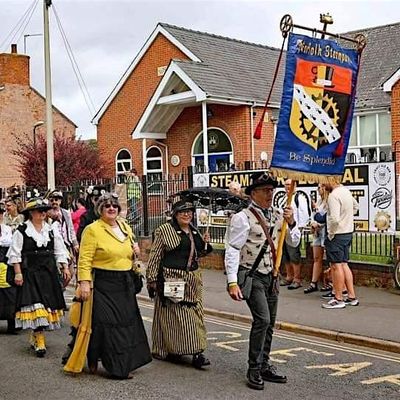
top-left (24, 221), bottom-right (53, 247)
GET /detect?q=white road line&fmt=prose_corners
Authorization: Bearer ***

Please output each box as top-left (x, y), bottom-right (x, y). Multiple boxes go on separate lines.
top-left (138, 301), bottom-right (400, 364)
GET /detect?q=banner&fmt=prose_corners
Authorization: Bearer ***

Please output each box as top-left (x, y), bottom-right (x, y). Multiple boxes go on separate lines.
top-left (271, 32), bottom-right (360, 182)
top-left (194, 161), bottom-right (396, 233)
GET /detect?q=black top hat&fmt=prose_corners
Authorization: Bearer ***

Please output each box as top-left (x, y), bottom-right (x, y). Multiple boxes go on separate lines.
top-left (245, 171), bottom-right (278, 195)
top-left (172, 200), bottom-right (195, 215)
top-left (21, 197), bottom-right (52, 217)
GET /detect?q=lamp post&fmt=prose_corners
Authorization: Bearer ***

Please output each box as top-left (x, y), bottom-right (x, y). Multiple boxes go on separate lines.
top-left (33, 121), bottom-right (44, 148)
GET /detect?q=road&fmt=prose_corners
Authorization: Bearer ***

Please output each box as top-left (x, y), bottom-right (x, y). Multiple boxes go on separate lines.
top-left (0, 293), bottom-right (399, 400)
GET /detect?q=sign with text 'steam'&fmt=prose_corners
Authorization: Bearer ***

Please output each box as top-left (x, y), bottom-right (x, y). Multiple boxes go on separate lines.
top-left (196, 162), bottom-right (395, 232)
top-left (271, 32), bottom-right (360, 181)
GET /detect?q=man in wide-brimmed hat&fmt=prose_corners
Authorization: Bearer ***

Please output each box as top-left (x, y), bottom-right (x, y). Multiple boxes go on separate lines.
top-left (225, 170), bottom-right (301, 391)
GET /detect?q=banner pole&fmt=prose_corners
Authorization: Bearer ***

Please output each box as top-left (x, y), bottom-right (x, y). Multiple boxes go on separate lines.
top-left (273, 180), bottom-right (296, 277)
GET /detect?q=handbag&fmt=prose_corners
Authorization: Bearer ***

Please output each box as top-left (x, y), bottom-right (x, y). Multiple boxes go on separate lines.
top-left (237, 268), bottom-right (254, 300)
top-left (132, 266), bottom-right (144, 295)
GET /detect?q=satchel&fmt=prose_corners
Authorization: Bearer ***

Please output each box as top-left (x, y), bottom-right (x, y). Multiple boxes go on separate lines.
top-left (237, 268), bottom-right (253, 300)
top-left (163, 278), bottom-right (186, 303)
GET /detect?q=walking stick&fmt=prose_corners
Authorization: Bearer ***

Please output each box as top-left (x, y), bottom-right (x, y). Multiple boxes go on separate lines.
top-left (205, 200), bottom-right (212, 251)
top-left (273, 180), bottom-right (296, 277)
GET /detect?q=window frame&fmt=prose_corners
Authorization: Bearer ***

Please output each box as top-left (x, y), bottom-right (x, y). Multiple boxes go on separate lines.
top-left (115, 148), bottom-right (132, 182)
top-left (146, 146), bottom-right (163, 195)
top-left (347, 111), bottom-right (391, 162)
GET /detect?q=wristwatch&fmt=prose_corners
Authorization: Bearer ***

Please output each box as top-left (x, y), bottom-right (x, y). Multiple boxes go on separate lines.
top-left (288, 220), bottom-right (297, 229)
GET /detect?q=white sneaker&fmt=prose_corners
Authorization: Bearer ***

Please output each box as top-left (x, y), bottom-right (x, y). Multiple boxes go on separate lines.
top-left (322, 298), bottom-right (346, 309)
top-left (344, 298), bottom-right (359, 306)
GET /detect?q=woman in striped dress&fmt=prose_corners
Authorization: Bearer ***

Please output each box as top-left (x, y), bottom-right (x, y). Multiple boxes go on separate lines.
top-left (146, 200), bottom-right (212, 368)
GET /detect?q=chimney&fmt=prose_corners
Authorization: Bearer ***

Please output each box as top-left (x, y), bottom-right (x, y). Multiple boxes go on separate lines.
top-left (0, 44), bottom-right (30, 86)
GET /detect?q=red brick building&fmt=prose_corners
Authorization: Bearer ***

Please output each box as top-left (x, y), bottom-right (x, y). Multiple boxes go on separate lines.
top-left (93, 23), bottom-right (282, 183)
top-left (0, 44), bottom-right (76, 187)
top-left (94, 22), bottom-right (400, 192)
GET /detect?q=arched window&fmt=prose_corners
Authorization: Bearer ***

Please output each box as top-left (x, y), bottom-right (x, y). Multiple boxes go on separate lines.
top-left (116, 149), bottom-right (132, 183)
top-left (146, 146), bottom-right (163, 194)
top-left (192, 128), bottom-right (233, 172)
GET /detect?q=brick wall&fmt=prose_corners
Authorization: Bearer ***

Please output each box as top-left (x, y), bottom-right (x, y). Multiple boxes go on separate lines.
top-left (97, 33), bottom-right (189, 178)
top-left (0, 50), bottom-right (30, 86)
top-left (152, 103), bottom-right (276, 174)
top-left (0, 47), bottom-right (75, 186)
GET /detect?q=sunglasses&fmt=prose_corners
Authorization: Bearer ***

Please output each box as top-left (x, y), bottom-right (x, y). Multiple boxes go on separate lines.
top-left (104, 203), bottom-right (119, 209)
top-left (50, 198), bottom-right (61, 202)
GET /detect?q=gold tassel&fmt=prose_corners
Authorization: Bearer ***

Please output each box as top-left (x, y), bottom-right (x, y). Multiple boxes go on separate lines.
top-left (270, 167), bottom-right (342, 184)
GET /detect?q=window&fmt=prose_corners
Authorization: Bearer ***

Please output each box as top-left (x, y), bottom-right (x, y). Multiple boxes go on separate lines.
top-left (347, 112), bottom-right (391, 162)
top-left (192, 128), bottom-right (233, 172)
top-left (146, 146), bottom-right (163, 194)
top-left (116, 149), bottom-right (132, 182)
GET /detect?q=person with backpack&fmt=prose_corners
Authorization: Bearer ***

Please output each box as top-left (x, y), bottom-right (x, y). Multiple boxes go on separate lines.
top-left (280, 179), bottom-right (311, 290)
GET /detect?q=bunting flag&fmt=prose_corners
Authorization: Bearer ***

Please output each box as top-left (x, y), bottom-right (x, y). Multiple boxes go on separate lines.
top-left (270, 32), bottom-right (361, 183)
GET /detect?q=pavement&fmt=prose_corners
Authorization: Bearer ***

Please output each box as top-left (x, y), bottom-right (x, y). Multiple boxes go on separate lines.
top-left (138, 268), bottom-right (400, 354)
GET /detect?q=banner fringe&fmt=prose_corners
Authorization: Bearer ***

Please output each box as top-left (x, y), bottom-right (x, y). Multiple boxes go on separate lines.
top-left (270, 167), bottom-right (342, 184)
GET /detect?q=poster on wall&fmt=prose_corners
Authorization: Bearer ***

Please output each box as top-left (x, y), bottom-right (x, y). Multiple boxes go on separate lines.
top-left (368, 163), bottom-right (395, 232)
top-left (193, 161), bottom-right (396, 233)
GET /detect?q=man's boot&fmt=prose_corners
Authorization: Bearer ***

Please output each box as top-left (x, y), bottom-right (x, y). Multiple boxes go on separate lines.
top-left (246, 369), bottom-right (264, 390)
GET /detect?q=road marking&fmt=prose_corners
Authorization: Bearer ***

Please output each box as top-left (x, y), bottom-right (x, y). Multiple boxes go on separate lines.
top-left (138, 302), bottom-right (400, 364)
top-left (306, 362), bottom-right (372, 376)
top-left (361, 374), bottom-right (400, 386)
top-left (270, 347), bottom-right (335, 364)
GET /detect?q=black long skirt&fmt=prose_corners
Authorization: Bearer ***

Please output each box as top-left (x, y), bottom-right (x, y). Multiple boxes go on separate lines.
top-left (0, 286), bottom-right (17, 320)
top-left (88, 269), bottom-right (152, 378)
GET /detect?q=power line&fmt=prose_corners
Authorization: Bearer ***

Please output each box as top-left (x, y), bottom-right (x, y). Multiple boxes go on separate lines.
top-left (52, 4), bottom-right (97, 118)
top-left (15, 0), bottom-right (40, 46)
top-left (0, 0), bottom-right (39, 52)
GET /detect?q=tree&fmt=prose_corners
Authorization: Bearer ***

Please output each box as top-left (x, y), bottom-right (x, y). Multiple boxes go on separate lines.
top-left (12, 132), bottom-right (109, 187)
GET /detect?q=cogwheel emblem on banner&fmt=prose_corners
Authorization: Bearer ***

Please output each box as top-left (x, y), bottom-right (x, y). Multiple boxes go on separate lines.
top-left (374, 211), bottom-right (391, 232)
top-left (299, 93), bottom-right (340, 148)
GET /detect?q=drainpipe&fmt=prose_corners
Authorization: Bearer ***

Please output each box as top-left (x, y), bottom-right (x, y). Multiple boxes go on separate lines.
top-left (250, 102), bottom-right (256, 164)
top-left (154, 140), bottom-right (169, 176)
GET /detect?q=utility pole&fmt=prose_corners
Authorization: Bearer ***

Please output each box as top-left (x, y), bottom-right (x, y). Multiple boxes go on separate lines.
top-left (43, 0), bottom-right (55, 189)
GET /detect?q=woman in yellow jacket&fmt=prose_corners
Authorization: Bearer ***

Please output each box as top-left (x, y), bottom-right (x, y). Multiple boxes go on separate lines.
top-left (65, 193), bottom-right (151, 379)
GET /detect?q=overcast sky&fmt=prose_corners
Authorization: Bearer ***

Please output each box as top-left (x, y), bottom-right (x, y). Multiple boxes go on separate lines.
top-left (1, 0), bottom-right (398, 139)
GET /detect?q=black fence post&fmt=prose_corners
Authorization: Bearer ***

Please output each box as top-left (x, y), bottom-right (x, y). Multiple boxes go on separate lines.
top-left (141, 175), bottom-right (149, 237)
top-left (187, 166), bottom-right (194, 188)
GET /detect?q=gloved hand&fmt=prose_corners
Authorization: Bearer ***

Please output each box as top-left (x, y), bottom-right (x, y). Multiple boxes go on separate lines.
top-left (147, 281), bottom-right (157, 299)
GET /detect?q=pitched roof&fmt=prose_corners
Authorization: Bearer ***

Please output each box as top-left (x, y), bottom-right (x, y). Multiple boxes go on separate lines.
top-left (339, 22), bottom-right (400, 109)
top-left (97, 21), bottom-right (400, 124)
top-left (160, 23), bottom-right (285, 106)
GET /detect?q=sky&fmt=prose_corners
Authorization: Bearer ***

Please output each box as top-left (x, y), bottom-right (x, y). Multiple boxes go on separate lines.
top-left (1, 0), bottom-right (399, 139)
